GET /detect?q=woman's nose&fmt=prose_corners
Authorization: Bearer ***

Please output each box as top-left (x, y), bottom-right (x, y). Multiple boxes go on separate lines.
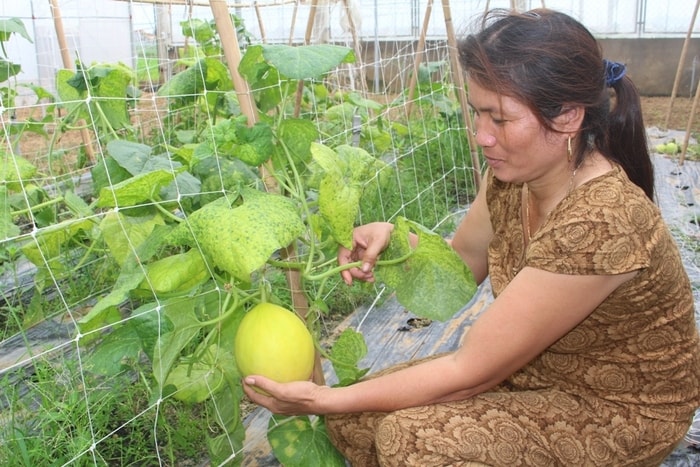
top-left (473, 128), bottom-right (495, 147)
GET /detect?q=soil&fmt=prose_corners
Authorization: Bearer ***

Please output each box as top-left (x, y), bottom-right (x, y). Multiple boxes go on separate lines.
top-left (640, 96), bottom-right (700, 133)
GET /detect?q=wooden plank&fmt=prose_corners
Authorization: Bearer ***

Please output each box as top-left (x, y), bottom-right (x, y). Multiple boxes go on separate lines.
top-left (240, 281), bottom-right (494, 466)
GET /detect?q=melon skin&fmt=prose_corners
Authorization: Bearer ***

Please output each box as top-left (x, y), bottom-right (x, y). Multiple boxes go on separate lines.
top-left (234, 302), bottom-right (315, 384)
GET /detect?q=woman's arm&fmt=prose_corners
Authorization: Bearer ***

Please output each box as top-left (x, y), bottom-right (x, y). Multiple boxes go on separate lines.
top-left (243, 267), bottom-right (636, 414)
top-left (449, 180), bottom-right (493, 284)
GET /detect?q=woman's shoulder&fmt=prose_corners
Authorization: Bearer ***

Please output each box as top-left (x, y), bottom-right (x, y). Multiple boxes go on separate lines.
top-left (577, 164), bottom-right (656, 213)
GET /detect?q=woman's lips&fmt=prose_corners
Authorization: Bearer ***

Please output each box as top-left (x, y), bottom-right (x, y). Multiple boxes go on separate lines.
top-left (484, 155), bottom-right (503, 168)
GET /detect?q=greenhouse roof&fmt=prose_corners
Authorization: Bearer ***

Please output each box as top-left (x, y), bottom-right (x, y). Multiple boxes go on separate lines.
top-left (114, 0), bottom-right (297, 6)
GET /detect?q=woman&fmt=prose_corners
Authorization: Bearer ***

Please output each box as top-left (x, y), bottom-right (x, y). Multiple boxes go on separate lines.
top-left (243, 9), bottom-right (700, 465)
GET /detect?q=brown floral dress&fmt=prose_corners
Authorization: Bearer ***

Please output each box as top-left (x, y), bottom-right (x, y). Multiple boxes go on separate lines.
top-left (326, 166), bottom-right (700, 466)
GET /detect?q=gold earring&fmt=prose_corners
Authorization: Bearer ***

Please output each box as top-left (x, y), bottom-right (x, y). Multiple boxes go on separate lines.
top-left (567, 136), bottom-right (572, 162)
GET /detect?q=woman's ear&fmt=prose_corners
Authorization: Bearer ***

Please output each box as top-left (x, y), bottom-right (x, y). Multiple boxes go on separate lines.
top-left (554, 105), bottom-right (585, 132)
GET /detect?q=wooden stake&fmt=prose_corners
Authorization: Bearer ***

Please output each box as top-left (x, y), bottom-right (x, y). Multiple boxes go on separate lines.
top-left (341, 0), bottom-right (367, 94)
top-left (210, 0), bottom-right (259, 126)
top-left (679, 66), bottom-right (700, 166)
top-left (288, 0), bottom-right (300, 45)
top-left (293, 0), bottom-right (319, 118)
top-left (442, 0), bottom-right (481, 190)
top-left (304, 0), bottom-right (319, 43)
top-left (663, 0), bottom-right (700, 130)
top-left (405, 0), bottom-right (433, 117)
top-left (254, 1), bottom-right (267, 43)
top-left (49, 0), bottom-right (96, 164)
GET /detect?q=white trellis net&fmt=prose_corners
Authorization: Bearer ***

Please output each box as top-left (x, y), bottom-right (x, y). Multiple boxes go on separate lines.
top-left (0, 0), bottom-right (698, 465)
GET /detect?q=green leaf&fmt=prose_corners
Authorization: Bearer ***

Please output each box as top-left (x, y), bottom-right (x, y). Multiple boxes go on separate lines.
top-left (239, 45), bottom-right (285, 112)
top-left (319, 172), bottom-right (360, 248)
top-left (202, 57), bottom-right (233, 91)
top-left (329, 329), bottom-right (369, 387)
top-left (130, 302), bottom-right (174, 362)
top-left (180, 18), bottom-right (215, 44)
top-left (268, 415), bottom-right (346, 467)
top-left (278, 118), bottom-right (318, 164)
top-left (170, 188), bottom-right (304, 281)
top-left (91, 154), bottom-right (131, 193)
top-left (100, 211), bottom-right (165, 266)
top-left (310, 143), bottom-right (387, 248)
top-left (0, 185), bottom-right (19, 240)
top-left (20, 218), bottom-right (94, 268)
top-left (63, 190), bottom-right (93, 218)
top-left (78, 268), bottom-right (146, 328)
top-left (376, 217), bottom-right (477, 321)
top-left (157, 59), bottom-right (208, 99)
top-left (78, 227), bottom-right (172, 330)
top-left (86, 320), bottom-right (144, 375)
top-left (0, 18), bottom-right (33, 43)
top-left (208, 381), bottom-right (246, 465)
top-left (138, 248), bottom-right (209, 295)
top-left (165, 344), bottom-right (233, 403)
top-left (153, 295), bottom-right (206, 388)
top-left (0, 153), bottom-right (37, 191)
top-left (160, 171), bottom-right (202, 205)
top-left (61, 63), bottom-right (133, 130)
top-left (96, 169), bottom-right (178, 207)
top-left (346, 91), bottom-right (385, 111)
top-left (106, 139), bottom-right (153, 175)
top-left (0, 58), bottom-right (21, 83)
top-left (233, 121), bottom-right (274, 166)
top-left (261, 44), bottom-right (355, 79)
top-left (92, 64), bottom-right (133, 130)
top-left (56, 69), bottom-right (88, 120)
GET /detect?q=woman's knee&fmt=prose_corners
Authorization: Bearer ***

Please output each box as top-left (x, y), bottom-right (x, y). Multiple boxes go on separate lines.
top-left (375, 413), bottom-right (409, 465)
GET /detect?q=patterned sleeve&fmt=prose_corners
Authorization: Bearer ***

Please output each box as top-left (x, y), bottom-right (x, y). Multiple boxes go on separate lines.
top-left (525, 175), bottom-right (658, 276)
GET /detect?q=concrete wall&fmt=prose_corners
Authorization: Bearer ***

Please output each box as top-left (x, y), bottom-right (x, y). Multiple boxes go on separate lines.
top-left (600, 38), bottom-right (700, 97)
top-left (354, 38), bottom-right (700, 97)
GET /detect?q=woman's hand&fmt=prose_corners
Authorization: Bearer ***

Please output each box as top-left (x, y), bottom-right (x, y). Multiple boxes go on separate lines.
top-left (242, 376), bottom-right (329, 415)
top-left (337, 222), bottom-right (394, 285)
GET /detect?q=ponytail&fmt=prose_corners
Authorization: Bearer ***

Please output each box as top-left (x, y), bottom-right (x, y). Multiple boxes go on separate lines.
top-left (603, 75), bottom-right (655, 201)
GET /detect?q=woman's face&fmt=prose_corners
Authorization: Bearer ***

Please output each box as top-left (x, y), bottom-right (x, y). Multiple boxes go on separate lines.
top-left (467, 78), bottom-right (565, 184)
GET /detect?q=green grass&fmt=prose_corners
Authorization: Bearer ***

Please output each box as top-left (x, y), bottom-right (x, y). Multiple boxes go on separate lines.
top-left (0, 357), bottom-right (211, 466)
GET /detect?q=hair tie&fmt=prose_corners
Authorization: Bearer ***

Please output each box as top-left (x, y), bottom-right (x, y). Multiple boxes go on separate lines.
top-left (603, 59), bottom-right (626, 87)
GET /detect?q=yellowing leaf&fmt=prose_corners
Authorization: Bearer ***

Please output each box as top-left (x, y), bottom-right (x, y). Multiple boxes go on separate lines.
top-left (174, 189), bottom-right (304, 281)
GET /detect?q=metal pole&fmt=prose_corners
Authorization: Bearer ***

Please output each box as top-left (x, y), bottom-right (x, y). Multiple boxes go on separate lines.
top-left (373, 0), bottom-right (379, 92)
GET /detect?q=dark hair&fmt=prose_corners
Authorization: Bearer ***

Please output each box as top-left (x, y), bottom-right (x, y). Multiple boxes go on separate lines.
top-left (458, 8), bottom-right (654, 200)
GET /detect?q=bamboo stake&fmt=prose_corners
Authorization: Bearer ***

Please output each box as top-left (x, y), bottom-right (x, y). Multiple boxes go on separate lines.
top-left (663, 0), bottom-right (700, 130)
top-left (679, 68), bottom-right (700, 166)
top-left (304, 0), bottom-right (319, 43)
top-left (405, 0), bottom-right (433, 117)
top-left (209, 0), bottom-right (322, 384)
top-left (254, 1), bottom-right (267, 43)
top-left (293, 0), bottom-right (319, 118)
top-left (48, 0), bottom-right (96, 164)
top-left (288, 0), bottom-right (300, 45)
top-left (442, 0), bottom-right (481, 190)
top-left (341, 0), bottom-right (367, 94)
top-left (209, 0), bottom-right (259, 126)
